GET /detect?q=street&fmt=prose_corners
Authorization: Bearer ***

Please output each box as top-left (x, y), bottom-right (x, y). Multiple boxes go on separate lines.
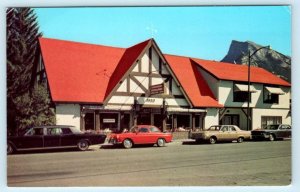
top-left (7, 140), bottom-right (291, 187)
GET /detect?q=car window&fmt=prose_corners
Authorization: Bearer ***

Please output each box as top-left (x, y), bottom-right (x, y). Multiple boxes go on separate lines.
top-left (221, 126), bottom-right (228, 132)
top-left (62, 128), bottom-right (72, 134)
top-left (139, 128), bottom-right (149, 133)
top-left (229, 126), bottom-right (236, 131)
top-left (47, 128), bottom-right (62, 135)
top-left (26, 128), bottom-right (44, 136)
top-left (150, 127), bottom-right (161, 133)
top-left (208, 126), bottom-right (221, 131)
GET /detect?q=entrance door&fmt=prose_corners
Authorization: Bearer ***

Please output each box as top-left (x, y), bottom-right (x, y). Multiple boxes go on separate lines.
top-left (137, 113), bottom-right (151, 125)
top-left (221, 115), bottom-right (239, 127)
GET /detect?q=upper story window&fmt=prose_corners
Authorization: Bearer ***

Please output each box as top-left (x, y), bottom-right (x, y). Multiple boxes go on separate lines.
top-left (263, 85), bottom-right (284, 104)
top-left (233, 83), bottom-right (256, 103)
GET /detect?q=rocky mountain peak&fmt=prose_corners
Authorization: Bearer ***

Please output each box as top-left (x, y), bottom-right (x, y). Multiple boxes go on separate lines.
top-left (221, 40), bottom-right (291, 82)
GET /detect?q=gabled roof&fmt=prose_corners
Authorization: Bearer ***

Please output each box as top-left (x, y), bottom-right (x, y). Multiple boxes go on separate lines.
top-left (39, 37), bottom-right (125, 103)
top-left (191, 58), bottom-right (291, 87)
top-left (164, 54), bottom-right (223, 108)
top-left (104, 39), bottom-right (151, 99)
top-left (40, 37), bottom-right (290, 107)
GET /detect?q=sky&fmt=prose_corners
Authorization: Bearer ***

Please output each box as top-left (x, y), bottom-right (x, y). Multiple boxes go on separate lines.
top-left (34, 6), bottom-right (291, 61)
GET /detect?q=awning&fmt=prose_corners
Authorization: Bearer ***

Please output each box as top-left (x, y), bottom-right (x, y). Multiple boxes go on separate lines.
top-left (265, 87), bottom-right (285, 95)
top-left (234, 84), bottom-right (257, 93)
top-left (167, 107), bottom-right (206, 113)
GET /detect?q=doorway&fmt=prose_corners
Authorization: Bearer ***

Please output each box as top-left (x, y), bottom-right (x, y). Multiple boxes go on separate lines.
top-left (220, 114), bottom-right (239, 127)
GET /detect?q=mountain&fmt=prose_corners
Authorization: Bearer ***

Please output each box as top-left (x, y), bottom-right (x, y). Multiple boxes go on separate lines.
top-left (221, 40), bottom-right (291, 83)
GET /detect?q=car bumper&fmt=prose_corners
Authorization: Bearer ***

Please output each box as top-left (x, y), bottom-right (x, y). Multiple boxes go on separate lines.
top-left (108, 138), bottom-right (122, 145)
top-left (252, 135), bottom-right (270, 140)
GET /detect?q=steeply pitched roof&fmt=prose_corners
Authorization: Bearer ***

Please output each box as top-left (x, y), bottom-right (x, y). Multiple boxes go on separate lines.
top-left (40, 37), bottom-right (290, 107)
top-left (164, 54), bottom-right (223, 108)
top-left (191, 58), bottom-right (291, 87)
top-left (39, 37), bottom-right (125, 103)
top-left (104, 39), bottom-right (151, 99)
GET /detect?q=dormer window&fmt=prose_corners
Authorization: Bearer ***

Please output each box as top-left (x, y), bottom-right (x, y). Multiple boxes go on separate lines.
top-left (233, 83), bottom-right (256, 102)
top-left (264, 86), bottom-right (284, 104)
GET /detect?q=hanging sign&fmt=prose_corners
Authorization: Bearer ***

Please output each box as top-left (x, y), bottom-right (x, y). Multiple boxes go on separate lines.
top-left (150, 83), bottom-right (165, 95)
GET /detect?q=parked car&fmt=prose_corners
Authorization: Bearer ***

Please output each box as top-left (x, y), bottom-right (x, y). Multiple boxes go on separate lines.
top-left (251, 124), bottom-right (291, 141)
top-left (188, 125), bottom-right (251, 144)
top-left (108, 125), bottom-right (173, 149)
top-left (7, 125), bottom-right (106, 154)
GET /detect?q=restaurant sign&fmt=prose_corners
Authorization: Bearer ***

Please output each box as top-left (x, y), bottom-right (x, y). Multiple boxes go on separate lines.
top-left (150, 83), bottom-right (164, 95)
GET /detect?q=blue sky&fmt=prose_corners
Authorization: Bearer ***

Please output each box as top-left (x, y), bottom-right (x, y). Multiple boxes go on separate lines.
top-left (34, 6), bottom-right (291, 61)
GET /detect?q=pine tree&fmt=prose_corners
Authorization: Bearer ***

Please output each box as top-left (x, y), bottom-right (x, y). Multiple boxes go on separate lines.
top-left (7, 8), bottom-right (55, 135)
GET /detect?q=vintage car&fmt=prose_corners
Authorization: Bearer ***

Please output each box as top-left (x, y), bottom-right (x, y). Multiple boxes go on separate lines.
top-left (251, 124), bottom-right (291, 141)
top-left (188, 125), bottom-right (251, 144)
top-left (108, 125), bottom-right (173, 149)
top-left (7, 125), bottom-right (107, 154)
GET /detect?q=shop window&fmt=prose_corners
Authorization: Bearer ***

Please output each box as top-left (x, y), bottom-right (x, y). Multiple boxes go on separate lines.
top-left (261, 116), bottom-right (282, 129)
top-left (100, 113), bottom-right (119, 131)
top-left (177, 114), bottom-right (190, 129)
top-left (84, 113), bottom-right (95, 130)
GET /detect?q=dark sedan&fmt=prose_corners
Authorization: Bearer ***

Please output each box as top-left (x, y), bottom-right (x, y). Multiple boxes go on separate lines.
top-left (251, 124), bottom-right (291, 141)
top-left (7, 125), bottom-right (106, 154)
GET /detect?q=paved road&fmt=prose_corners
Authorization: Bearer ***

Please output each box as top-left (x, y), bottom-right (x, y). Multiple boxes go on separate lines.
top-left (7, 140), bottom-right (291, 187)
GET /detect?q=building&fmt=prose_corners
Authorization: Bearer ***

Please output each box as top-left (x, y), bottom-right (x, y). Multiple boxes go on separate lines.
top-left (35, 37), bottom-right (291, 132)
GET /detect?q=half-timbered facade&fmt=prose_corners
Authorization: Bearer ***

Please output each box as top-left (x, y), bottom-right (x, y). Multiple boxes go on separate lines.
top-left (36, 37), bottom-right (291, 131)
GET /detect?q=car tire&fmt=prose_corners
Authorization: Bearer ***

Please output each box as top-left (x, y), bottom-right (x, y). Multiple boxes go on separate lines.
top-left (157, 138), bottom-right (166, 147)
top-left (7, 143), bottom-right (14, 154)
top-left (77, 140), bottom-right (89, 151)
top-left (237, 137), bottom-right (244, 143)
top-left (269, 134), bottom-right (275, 141)
top-left (209, 137), bottom-right (217, 144)
top-left (123, 139), bottom-right (133, 149)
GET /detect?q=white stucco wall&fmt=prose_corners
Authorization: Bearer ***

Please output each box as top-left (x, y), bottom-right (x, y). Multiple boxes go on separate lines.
top-left (204, 108), bottom-right (219, 129)
top-left (56, 104), bottom-right (81, 129)
top-left (252, 108), bottom-right (291, 130)
top-left (218, 81), bottom-right (291, 109)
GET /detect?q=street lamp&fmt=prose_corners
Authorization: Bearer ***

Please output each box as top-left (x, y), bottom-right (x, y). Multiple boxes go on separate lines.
top-left (247, 45), bottom-right (270, 131)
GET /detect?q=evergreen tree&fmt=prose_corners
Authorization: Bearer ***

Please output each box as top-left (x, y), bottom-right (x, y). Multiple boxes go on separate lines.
top-left (7, 8), bottom-right (55, 135)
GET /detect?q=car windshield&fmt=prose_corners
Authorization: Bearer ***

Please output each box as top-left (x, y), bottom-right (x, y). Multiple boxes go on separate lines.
top-left (265, 125), bottom-right (280, 130)
top-left (208, 126), bottom-right (221, 131)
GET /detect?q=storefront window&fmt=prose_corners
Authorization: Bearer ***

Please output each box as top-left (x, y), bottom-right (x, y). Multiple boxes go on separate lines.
top-left (177, 114), bottom-right (190, 129)
top-left (100, 113), bottom-right (119, 132)
top-left (84, 113), bottom-right (95, 130)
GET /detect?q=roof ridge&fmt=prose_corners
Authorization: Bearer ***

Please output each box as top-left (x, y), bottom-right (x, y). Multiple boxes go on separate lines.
top-left (39, 37), bottom-right (126, 51)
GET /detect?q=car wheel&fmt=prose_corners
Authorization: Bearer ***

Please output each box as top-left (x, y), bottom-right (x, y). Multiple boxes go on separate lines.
top-left (209, 137), bottom-right (217, 144)
top-left (123, 139), bottom-right (133, 149)
top-left (157, 138), bottom-right (166, 147)
top-left (237, 137), bottom-right (244, 143)
top-left (7, 143), bottom-right (14, 154)
top-left (77, 140), bottom-right (89, 151)
top-left (269, 134), bottom-right (275, 141)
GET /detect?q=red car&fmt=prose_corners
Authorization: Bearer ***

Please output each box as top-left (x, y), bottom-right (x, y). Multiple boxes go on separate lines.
top-left (108, 125), bottom-right (173, 149)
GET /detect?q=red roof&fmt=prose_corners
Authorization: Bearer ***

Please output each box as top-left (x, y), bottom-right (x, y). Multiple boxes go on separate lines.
top-left (165, 54), bottom-right (223, 108)
top-left (105, 39), bottom-right (151, 99)
top-left (40, 37), bottom-right (290, 107)
top-left (191, 58), bottom-right (291, 87)
top-left (39, 37), bottom-right (125, 103)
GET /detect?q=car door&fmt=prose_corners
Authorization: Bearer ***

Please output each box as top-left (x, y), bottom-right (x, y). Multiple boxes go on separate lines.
top-left (60, 127), bottom-right (76, 146)
top-left (44, 128), bottom-right (61, 147)
top-left (228, 126), bottom-right (239, 140)
top-left (276, 125), bottom-right (286, 138)
top-left (218, 126), bottom-right (230, 141)
top-left (20, 128), bottom-right (44, 149)
top-left (134, 127), bottom-right (151, 144)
